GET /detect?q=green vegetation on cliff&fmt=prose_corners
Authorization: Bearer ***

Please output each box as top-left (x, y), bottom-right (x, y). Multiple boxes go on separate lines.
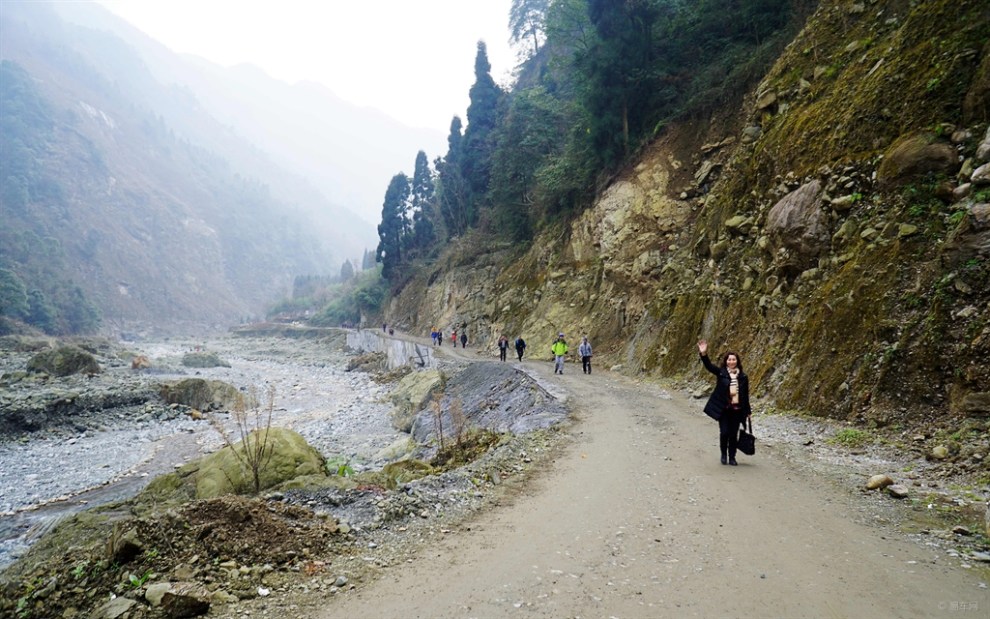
top-left (372, 0), bottom-right (810, 286)
top-left (375, 0), bottom-right (990, 440)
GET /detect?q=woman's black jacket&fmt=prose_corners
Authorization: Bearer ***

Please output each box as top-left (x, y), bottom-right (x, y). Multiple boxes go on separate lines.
top-left (700, 354), bottom-right (752, 421)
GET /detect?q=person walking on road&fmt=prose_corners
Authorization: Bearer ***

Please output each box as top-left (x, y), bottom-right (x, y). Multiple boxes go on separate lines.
top-left (551, 333), bottom-right (568, 374)
top-left (497, 335), bottom-right (509, 362)
top-left (698, 339), bottom-right (752, 466)
top-left (579, 336), bottom-right (593, 374)
top-left (515, 336), bottom-right (526, 362)
top-left (460, 330), bottom-right (468, 348)
top-left (451, 329), bottom-right (457, 347)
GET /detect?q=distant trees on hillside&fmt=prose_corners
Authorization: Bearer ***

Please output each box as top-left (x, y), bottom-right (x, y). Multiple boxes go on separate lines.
top-left (0, 61), bottom-right (102, 335)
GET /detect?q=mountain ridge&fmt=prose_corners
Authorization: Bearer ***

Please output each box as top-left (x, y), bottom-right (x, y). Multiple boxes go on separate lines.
top-left (0, 2), bottom-right (386, 335)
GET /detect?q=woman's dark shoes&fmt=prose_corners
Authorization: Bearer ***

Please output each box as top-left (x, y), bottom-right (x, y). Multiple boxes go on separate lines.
top-left (729, 458), bottom-right (738, 466)
top-left (721, 455), bottom-right (727, 465)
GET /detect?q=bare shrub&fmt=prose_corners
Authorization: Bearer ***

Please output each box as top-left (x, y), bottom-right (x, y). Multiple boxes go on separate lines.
top-left (449, 398), bottom-right (467, 448)
top-left (431, 399), bottom-right (445, 452)
top-left (209, 384), bottom-right (276, 495)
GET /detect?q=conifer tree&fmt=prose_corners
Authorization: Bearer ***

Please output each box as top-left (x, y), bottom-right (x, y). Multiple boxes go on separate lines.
top-left (461, 41), bottom-right (504, 212)
top-left (375, 173), bottom-right (410, 279)
top-left (339, 259), bottom-right (355, 282)
top-left (510, 0), bottom-right (550, 59)
top-left (437, 116), bottom-right (470, 235)
top-left (410, 150), bottom-right (437, 251)
top-left (361, 248), bottom-right (376, 270)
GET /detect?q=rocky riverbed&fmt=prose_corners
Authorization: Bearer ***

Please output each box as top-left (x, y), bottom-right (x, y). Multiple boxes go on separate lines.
top-left (0, 331), bottom-right (409, 568)
top-left (0, 328), bottom-right (574, 619)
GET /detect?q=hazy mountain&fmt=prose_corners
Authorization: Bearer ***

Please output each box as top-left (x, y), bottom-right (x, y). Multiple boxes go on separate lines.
top-left (0, 2), bottom-right (391, 335)
top-left (50, 2), bottom-right (448, 227)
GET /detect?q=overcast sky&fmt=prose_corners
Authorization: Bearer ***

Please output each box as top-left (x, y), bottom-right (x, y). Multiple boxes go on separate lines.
top-left (96, 0), bottom-right (517, 132)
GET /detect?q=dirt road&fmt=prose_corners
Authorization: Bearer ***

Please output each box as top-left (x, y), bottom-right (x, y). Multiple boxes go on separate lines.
top-left (320, 347), bottom-right (988, 618)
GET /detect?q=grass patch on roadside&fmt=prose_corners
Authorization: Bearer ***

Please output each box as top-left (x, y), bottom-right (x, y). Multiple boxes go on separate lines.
top-left (827, 428), bottom-right (873, 448)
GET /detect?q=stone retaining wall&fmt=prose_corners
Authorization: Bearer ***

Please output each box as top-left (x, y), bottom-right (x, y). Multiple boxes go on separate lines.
top-left (345, 330), bottom-right (436, 370)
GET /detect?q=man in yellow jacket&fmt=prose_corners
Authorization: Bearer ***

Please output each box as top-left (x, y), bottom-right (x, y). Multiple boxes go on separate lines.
top-left (551, 333), bottom-right (568, 374)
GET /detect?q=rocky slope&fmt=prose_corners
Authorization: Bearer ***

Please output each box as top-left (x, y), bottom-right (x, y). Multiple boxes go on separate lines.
top-left (386, 0), bottom-right (990, 441)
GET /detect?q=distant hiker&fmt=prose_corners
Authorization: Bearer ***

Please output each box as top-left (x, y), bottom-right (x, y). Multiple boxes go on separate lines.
top-left (460, 331), bottom-right (467, 348)
top-left (382, 322), bottom-right (387, 332)
top-left (515, 336), bottom-right (526, 361)
top-left (579, 336), bottom-right (593, 374)
top-left (388, 327), bottom-right (394, 336)
top-left (698, 339), bottom-right (751, 466)
top-left (451, 329), bottom-right (458, 346)
top-left (438, 330), bottom-right (443, 346)
top-left (551, 333), bottom-right (568, 374)
top-left (497, 335), bottom-right (509, 361)
top-left (431, 327), bottom-right (438, 346)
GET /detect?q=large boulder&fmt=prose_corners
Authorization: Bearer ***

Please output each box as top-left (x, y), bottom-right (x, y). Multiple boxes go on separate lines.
top-left (877, 132), bottom-right (959, 187)
top-left (195, 427), bottom-right (326, 498)
top-left (181, 352), bottom-right (231, 368)
top-left (159, 582), bottom-right (211, 617)
top-left (410, 363), bottom-right (568, 445)
top-left (765, 179), bottom-right (830, 261)
top-left (159, 378), bottom-right (244, 411)
top-left (389, 370), bottom-right (443, 432)
top-left (26, 346), bottom-right (101, 376)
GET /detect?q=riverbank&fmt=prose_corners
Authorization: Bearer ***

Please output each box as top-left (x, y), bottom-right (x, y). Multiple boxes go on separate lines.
top-left (0, 331), bottom-right (399, 569)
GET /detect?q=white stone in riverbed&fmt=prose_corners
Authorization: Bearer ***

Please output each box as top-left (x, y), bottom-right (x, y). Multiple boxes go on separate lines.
top-left (866, 474), bottom-right (894, 490)
top-left (886, 485), bottom-right (909, 499)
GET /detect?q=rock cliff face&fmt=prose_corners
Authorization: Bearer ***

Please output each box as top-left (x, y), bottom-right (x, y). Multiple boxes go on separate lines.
top-left (387, 0), bottom-right (990, 428)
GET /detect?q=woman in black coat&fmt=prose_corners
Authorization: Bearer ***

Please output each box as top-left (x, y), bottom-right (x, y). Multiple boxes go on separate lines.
top-left (698, 340), bottom-right (752, 465)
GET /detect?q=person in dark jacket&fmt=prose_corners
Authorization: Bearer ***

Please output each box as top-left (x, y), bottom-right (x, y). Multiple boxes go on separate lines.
top-left (698, 339), bottom-right (751, 465)
top-left (515, 336), bottom-right (526, 361)
top-left (460, 330), bottom-right (468, 348)
top-left (578, 336), bottom-right (593, 374)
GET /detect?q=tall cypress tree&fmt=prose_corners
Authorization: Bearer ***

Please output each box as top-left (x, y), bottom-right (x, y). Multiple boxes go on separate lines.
top-left (461, 41), bottom-right (504, 213)
top-left (410, 150), bottom-right (437, 251)
top-left (438, 116), bottom-right (470, 235)
top-left (375, 173), bottom-right (410, 279)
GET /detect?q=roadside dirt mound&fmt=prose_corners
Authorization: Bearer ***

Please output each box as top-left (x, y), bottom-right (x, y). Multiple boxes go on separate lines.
top-left (139, 495), bottom-right (341, 566)
top-left (0, 496), bottom-right (345, 619)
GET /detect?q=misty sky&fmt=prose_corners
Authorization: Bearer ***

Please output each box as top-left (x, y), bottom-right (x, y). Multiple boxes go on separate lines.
top-left (97, 0), bottom-right (517, 131)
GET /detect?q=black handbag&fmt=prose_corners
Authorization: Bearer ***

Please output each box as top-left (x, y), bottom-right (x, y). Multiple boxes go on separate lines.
top-left (737, 418), bottom-right (756, 456)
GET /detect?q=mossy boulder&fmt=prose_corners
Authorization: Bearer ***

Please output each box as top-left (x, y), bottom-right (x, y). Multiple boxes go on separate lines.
top-left (26, 346), bottom-right (101, 376)
top-left (374, 436), bottom-right (417, 461)
top-left (195, 427), bottom-right (326, 498)
top-left (140, 467), bottom-right (195, 507)
top-left (348, 459), bottom-right (434, 491)
top-left (389, 370), bottom-right (443, 432)
top-left (877, 132), bottom-right (959, 188)
top-left (382, 459), bottom-right (434, 486)
top-left (276, 473), bottom-right (357, 492)
top-left (159, 378), bottom-right (244, 411)
top-left (181, 351), bottom-right (231, 368)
